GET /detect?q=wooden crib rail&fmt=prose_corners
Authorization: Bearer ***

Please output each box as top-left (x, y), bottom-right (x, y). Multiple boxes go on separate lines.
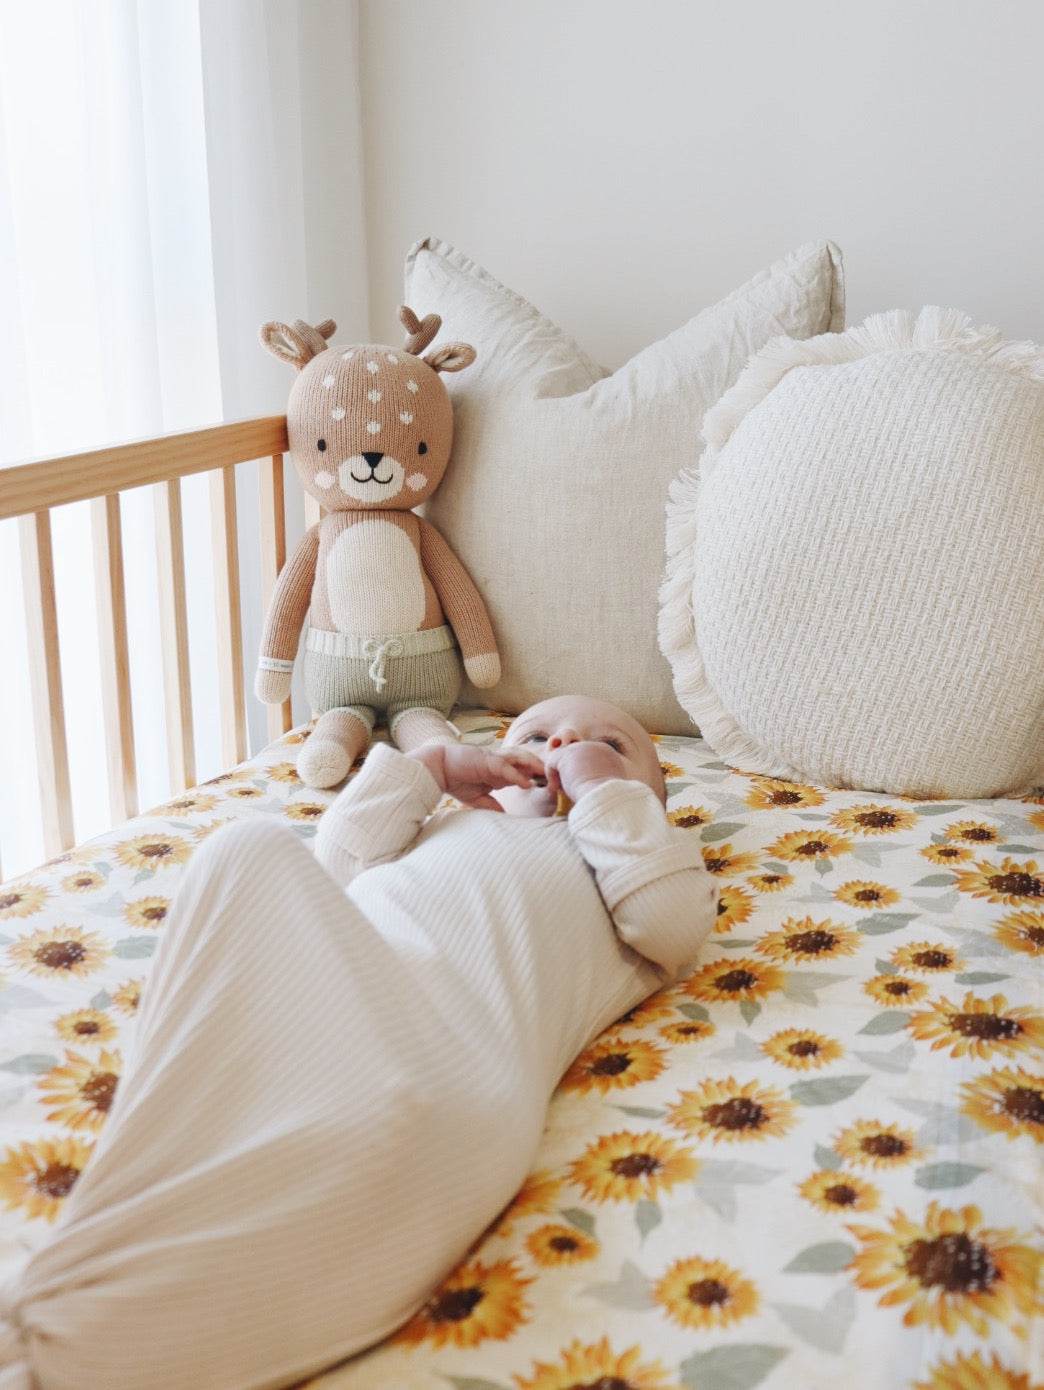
top-left (0, 416), bottom-right (293, 865)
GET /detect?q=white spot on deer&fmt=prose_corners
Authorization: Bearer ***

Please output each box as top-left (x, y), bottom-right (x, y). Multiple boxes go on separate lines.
top-left (331, 406), bottom-right (346, 420)
top-left (366, 421), bottom-right (381, 434)
top-left (386, 353), bottom-right (399, 365)
top-left (368, 389), bottom-right (381, 403)
top-left (366, 360), bottom-right (379, 374)
top-left (341, 350), bottom-right (354, 361)
top-left (399, 411), bottom-right (414, 425)
top-left (322, 374), bottom-right (335, 388)
top-left (406, 379), bottom-right (419, 393)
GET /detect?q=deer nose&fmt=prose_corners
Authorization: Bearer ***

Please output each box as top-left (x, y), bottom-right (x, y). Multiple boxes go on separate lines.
top-left (547, 727), bottom-right (579, 750)
top-left (362, 451), bottom-right (384, 469)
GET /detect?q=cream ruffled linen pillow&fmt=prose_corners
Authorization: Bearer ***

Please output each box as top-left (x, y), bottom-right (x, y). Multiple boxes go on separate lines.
top-left (659, 307), bottom-right (1044, 797)
top-left (406, 237), bottom-right (844, 735)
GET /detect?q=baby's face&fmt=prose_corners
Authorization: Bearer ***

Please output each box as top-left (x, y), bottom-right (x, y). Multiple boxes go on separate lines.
top-left (494, 695), bottom-right (664, 817)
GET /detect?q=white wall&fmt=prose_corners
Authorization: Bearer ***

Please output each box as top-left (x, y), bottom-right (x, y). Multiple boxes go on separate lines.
top-left (357, 0), bottom-right (1044, 363)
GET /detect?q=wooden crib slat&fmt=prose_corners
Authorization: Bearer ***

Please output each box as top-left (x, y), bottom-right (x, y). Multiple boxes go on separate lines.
top-left (91, 495), bottom-right (139, 822)
top-left (153, 479), bottom-right (195, 792)
top-left (210, 466), bottom-right (247, 767)
top-left (258, 453), bottom-right (292, 741)
top-left (19, 511), bottom-right (74, 854)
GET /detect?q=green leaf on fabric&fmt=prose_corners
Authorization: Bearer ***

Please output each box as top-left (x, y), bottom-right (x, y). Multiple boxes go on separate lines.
top-left (559, 1207), bottom-right (596, 1237)
top-left (677, 1002), bottom-right (710, 1021)
top-left (90, 990), bottom-right (113, 1010)
top-left (873, 957), bottom-right (899, 975)
top-left (915, 1162), bottom-right (988, 1190)
top-left (615, 1105), bottom-right (665, 1119)
top-left (114, 935), bottom-right (157, 958)
top-left (680, 1343), bottom-right (789, 1390)
top-left (771, 1287), bottom-right (856, 1352)
top-left (813, 858), bottom-right (833, 876)
top-left (790, 1074), bottom-right (868, 1106)
top-left (701, 821), bottom-right (746, 844)
top-left (953, 971), bottom-right (1009, 985)
top-left (0, 1053), bottom-right (58, 1074)
top-left (813, 1144), bottom-right (842, 1171)
top-left (636, 1199), bottom-right (662, 1238)
top-left (858, 1010), bottom-right (910, 1034)
top-left (582, 1259), bottom-right (653, 1309)
top-left (739, 1000), bottom-right (761, 1025)
top-left (911, 804), bottom-right (962, 816)
top-left (446, 1378), bottom-right (512, 1390)
top-left (858, 912), bottom-right (918, 935)
top-left (783, 1240), bottom-right (857, 1273)
top-left (1000, 843), bottom-right (1042, 855)
top-left (913, 873), bottom-right (957, 887)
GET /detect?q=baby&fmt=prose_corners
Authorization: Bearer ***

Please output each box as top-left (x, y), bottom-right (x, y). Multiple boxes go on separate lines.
top-left (5, 696), bottom-right (717, 1390)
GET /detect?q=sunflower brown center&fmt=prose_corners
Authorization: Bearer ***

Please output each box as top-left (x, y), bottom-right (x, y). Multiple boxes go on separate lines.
top-left (824, 1183), bottom-right (859, 1206)
top-left (675, 813), bottom-right (706, 829)
top-left (789, 930), bottom-right (836, 955)
top-left (429, 1286), bottom-right (483, 1323)
top-left (912, 950), bottom-right (951, 969)
top-left (35, 940), bottom-right (86, 970)
top-left (715, 969), bottom-right (758, 992)
top-left (704, 1097), bottom-right (765, 1131)
top-left (797, 840), bottom-right (830, 856)
top-left (611, 1152), bottom-right (661, 1179)
top-left (0, 892), bottom-right (21, 910)
top-left (860, 1133), bottom-right (907, 1159)
top-left (705, 856), bottom-right (729, 873)
top-left (854, 888), bottom-right (883, 901)
top-left (858, 811), bottom-right (898, 829)
top-left (73, 1019), bottom-right (101, 1036)
top-left (1023, 923), bottom-right (1044, 946)
top-left (81, 1072), bottom-right (118, 1111)
top-left (140, 843), bottom-right (173, 859)
top-left (771, 789), bottom-right (802, 805)
top-left (948, 1012), bottom-right (1021, 1040)
top-left (572, 1378), bottom-right (632, 1390)
top-left (988, 871), bottom-right (1043, 898)
top-left (549, 1235), bottom-right (580, 1253)
top-left (936, 847), bottom-right (963, 859)
top-left (760, 875), bottom-right (784, 887)
top-left (903, 1233), bottom-right (997, 1293)
top-left (591, 1053), bottom-right (631, 1076)
top-left (35, 1162), bottom-right (81, 1199)
top-left (884, 980), bottom-right (912, 996)
top-left (1003, 1085), bottom-right (1044, 1125)
top-left (687, 1277), bottom-right (730, 1307)
top-left (962, 828), bottom-right (996, 841)
top-left (788, 1038), bottom-right (820, 1057)
top-left (142, 905), bottom-right (167, 922)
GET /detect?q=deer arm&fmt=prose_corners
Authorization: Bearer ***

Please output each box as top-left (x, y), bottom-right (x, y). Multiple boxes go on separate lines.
top-left (417, 517), bottom-right (500, 686)
top-left (255, 524), bottom-right (320, 702)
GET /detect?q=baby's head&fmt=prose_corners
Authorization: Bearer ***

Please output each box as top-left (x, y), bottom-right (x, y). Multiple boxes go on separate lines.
top-left (494, 694), bottom-right (665, 817)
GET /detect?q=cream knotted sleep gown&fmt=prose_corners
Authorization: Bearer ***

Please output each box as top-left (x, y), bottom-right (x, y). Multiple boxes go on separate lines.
top-left (0, 743), bottom-right (715, 1389)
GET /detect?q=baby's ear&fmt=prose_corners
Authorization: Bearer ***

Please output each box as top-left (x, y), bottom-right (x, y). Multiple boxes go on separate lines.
top-left (425, 341), bottom-right (477, 374)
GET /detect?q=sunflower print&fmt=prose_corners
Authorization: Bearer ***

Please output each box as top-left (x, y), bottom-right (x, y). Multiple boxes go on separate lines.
top-left (846, 1202), bottom-right (1041, 1336)
top-left (945, 820), bottom-right (1002, 845)
top-left (54, 1008), bottom-right (118, 1045)
top-left (611, 996), bottom-right (676, 1030)
top-left (769, 828), bottom-right (853, 862)
top-left (0, 1135), bottom-right (95, 1221)
top-left (393, 1256), bottom-right (532, 1349)
top-left (993, 910), bottom-right (1044, 956)
top-left (654, 1253), bottom-right (759, 1330)
top-left (755, 916), bottom-right (861, 963)
top-left (284, 801), bottom-right (327, 823)
top-left (913, 1349), bottom-right (1044, 1390)
top-left (150, 791), bottom-right (219, 816)
top-left (524, 1222), bottom-right (599, 1267)
top-left (512, 1337), bottom-right (676, 1390)
top-left (798, 1169), bottom-right (881, 1214)
top-left (0, 883), bottom-right (49, 919)
top-left (266, 761), bottom-right (303, 784)
top-left (833, 1120), bottom-right (924, 1169)
top-left (922, 843), bottom-right (974, 866)
top-left (685, 955), bottom-right (786, 1005)
top-left (700, 842), bottom-right (761, 877)
top-left (762, 1028), bottom-right (843, 1070)
top-left (659, 760), bottom-right (684, 780)
top-left (745, 778), bottom-right (824, 810)
top-left (715, 882), bottom-right (754, 932)
top-left (864, 974), bottom-right (931, 1006)
top-left (111, 978), bottom-right (143, 1014)
top-left (831, 804), bottom-right (917, 836)
top-left (961, 1066), bottom-right (1044, 1144)
top-left (747, 869), bottom-right (794, 893)
top-left (891, 941), bottom-right (965, 974)
top-left (834, 879), bottom-right (901, 908)
top-left (660, 1019), bottom-right (715, 1045)
top-left (8, 925), bottom-right (110, 979)
top-left (668, 804), bottom-right (713, 831)
top-left (953, 858), bottom-right (1044, 905)
top-left (1029, 807), bottom-right (1044, 832)
top-left (906, 993), bottom-right (1044, 1060)
top-left (123, 896), bottom-right (171, 930)
top-left (36, 1048), bottom-right (122, 1131)
top-left (559, 1037), bottom-right (666, 1094)
top-left (567, 1130), bottom-right (698, 1204)
top-left (113, 833), bottom-right (192, 872)
top-left (492, 1170), bottom-right (562, 1238)
top-left (61, 869), bottom-right (104, 894)
top-left (667, 1077), bottom-right (796, 1144)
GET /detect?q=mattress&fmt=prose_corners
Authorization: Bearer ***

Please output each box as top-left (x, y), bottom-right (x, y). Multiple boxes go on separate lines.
top-left (1, 711), bottom-right (1041, 1387)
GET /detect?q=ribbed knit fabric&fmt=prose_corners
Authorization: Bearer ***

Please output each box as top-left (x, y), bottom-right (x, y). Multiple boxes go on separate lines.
top-left (3, 746), bottom-right (714, 1389)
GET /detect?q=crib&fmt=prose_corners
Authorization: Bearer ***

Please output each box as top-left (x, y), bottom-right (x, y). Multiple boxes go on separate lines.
top-left (0, 407), bottom-right (1041, 1389)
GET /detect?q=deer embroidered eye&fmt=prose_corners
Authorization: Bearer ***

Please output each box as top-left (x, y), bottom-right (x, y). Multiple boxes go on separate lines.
top-left (317, 439), bottom-right (327, 451)
top-left (417, 441), bottom-right (427, 455)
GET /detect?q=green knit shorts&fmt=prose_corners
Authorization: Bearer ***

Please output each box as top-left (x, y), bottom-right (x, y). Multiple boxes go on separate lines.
top-left (303, 625), bottom-right (462, 730)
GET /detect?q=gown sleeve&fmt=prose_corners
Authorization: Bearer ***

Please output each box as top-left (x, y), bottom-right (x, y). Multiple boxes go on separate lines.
top-left (566, 779), bottom-right (718, 980)
top-left (312, 743), bottom-right (442, 888)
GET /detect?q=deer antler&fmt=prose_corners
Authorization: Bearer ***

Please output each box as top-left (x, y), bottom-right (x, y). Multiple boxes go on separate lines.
top-left (399, 305), bottom-right (441, 356)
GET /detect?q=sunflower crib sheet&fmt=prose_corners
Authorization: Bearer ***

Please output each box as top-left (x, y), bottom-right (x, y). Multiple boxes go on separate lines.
top-left (1, 711), bottom-right (1041, 1389)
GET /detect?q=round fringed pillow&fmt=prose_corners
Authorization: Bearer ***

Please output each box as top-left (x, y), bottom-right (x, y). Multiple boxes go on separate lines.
top-left (658, 307), bottom-right (1044, 798)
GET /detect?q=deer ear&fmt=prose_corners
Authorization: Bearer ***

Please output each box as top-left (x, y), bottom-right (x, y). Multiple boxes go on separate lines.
top-left (259, 321), bottom-right (313, 370)
top-left (425, 341), bottom-right (477, 374)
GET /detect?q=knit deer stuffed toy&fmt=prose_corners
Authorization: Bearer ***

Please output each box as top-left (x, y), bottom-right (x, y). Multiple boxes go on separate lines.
top-left (256, 307), bottom-right (500, 788)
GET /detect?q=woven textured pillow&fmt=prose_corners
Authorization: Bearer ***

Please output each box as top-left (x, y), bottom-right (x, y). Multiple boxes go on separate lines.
top-left (407, 237), bottom-right (844, 734)
top-left (659, 307), bottom-right (1044, 797)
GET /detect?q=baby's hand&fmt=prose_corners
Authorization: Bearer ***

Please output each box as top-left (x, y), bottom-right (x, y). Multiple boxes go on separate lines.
top-left (406, 742), bottom-right (546, 810)
top-left (546, 741), bottom-right (630, 805)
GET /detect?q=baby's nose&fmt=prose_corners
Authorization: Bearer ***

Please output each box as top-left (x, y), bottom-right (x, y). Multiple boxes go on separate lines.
top-left (547, 727), bottom-right (579, 750)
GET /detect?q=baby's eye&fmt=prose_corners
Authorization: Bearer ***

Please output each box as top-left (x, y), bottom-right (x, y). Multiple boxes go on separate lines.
top-left (521, 733), bottom-right (546, 745)
top-left (601, 737), bottom-right (625, 753)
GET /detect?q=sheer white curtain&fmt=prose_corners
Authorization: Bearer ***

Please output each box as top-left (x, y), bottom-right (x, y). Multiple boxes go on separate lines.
top-left (0, 0), bottom-right (368, 878)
